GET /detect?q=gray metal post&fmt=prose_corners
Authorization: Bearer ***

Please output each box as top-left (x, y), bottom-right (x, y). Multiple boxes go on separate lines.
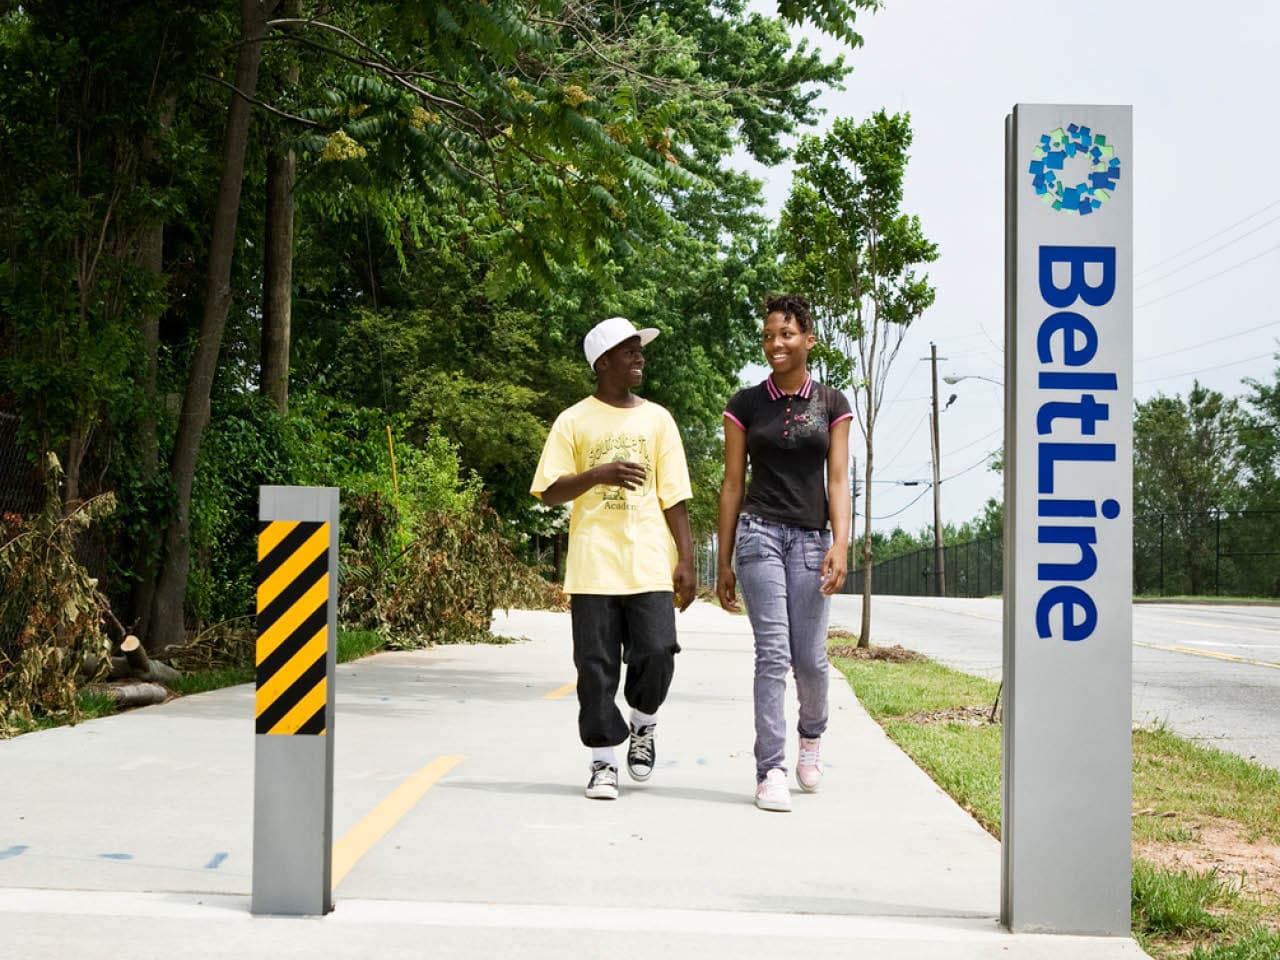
top-left (252, 485), bottom-right (339, 915)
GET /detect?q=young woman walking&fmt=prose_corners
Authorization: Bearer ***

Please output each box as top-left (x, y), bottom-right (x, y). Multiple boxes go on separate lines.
top-left (716, 294), bottom-right (852, 812)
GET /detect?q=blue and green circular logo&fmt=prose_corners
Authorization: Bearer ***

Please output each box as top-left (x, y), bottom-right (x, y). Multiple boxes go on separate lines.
top-left (1029, 124), bottom-right (1121, 216)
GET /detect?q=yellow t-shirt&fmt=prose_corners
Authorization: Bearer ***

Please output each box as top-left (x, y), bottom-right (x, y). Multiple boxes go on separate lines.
top-left (530, 396), bottom-right (692, 595)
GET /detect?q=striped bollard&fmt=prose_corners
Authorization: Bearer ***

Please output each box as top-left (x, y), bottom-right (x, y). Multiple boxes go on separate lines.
top-left (251, 486), bottom-right (339, 915)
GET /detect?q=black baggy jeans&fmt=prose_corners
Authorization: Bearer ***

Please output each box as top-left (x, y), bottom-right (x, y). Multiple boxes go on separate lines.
top-left (571, 592), bottom-right (680, 748)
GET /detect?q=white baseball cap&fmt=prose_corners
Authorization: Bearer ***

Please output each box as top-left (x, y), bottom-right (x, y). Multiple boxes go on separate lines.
top-left (583, 316), bottom-right (660, 370)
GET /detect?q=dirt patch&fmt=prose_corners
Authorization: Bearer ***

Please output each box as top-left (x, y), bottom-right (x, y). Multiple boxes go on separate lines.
top-left (903, 704), bottom-right (1002, 726)
top-left (828, 640), bottom-right (928, 663)
top-left (1136, 816), bottom-right (1280, 911)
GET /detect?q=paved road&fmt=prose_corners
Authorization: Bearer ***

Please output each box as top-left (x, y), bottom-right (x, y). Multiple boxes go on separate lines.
top-left (0, 602), bottom-right (1144, 958)
top-left (830, 595), bottom-right (1280, 769)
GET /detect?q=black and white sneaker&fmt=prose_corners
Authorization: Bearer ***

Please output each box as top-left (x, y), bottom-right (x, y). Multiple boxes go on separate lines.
top-left (627, 723), bottom-right (656, 781)
top-left (585, 761), bottom-right (619, 800)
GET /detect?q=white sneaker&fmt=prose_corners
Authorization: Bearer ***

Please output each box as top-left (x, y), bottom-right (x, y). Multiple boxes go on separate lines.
top-left (797, 737), bottom-right (823, 792)
top-left (755, 768), bottom-right (791, 812)
top-left (586, 762), bottom-right (619, 800)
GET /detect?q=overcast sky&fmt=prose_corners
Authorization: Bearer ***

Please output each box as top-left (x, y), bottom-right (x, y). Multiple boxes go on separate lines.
top-left (735, 0), bottom-right (1280, 538)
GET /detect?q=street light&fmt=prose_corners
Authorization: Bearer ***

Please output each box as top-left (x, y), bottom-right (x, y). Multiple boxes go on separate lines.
top-left (943, 374), bottom-right (1003, 387)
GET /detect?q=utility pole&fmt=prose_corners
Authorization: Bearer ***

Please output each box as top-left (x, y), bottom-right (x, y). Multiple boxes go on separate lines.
top-left (929, 342), bottom-right (945, 597)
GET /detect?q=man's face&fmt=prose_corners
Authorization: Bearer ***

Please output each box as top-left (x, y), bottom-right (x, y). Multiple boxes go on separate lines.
top-left (599, 336), bottom-right (646, 386)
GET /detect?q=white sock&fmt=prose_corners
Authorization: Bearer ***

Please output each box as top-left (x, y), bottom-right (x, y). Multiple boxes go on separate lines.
top-left (591, 746), bottom-right (617, 767)
top-left (630, 708), bottom-right (658, 730)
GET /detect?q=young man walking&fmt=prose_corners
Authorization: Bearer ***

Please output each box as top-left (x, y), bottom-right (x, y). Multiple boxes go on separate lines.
top-left (531, 316), bottom-right (696, 800)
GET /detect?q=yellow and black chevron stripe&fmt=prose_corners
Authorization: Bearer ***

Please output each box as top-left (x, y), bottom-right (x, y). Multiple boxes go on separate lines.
top-left (256, 520), bottom-right (330, 735)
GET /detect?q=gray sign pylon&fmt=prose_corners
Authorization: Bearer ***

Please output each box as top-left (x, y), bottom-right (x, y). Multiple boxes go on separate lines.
top-left (1003, 104), bottom-right (1133, 935)
top-left (252, 486), bottom-right (340, 916)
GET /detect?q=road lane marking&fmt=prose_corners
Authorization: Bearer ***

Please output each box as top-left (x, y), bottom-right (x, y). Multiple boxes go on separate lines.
top-left (1153, 617), bottom-right (1280, 637)
top-left (871, 597), bottom-right (1003, 622)
top-left (331, 754), bottom-right (464, 888)
top-left (1135, 641), bottom-right (1280, 670)
top-left (1172, 639), bottom-right (1280, 650)
top-left (544, 681), bottom-right (576, 700)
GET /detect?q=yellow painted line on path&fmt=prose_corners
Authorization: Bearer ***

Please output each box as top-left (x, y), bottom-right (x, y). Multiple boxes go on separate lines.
top-left (331, 754), bottom-right (464, 888)
top-left (1136, 641), bottom-right (1280, 670)
top-left (544, 681), bottom-right (576, 700)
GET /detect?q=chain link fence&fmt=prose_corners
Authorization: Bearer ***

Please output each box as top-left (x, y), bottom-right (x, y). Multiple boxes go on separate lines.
top-left (703, 508), bottom-right (1280, 600)
top-left (0, 412), bottom-right (42, 517)
top-left (849, 536), bottom-right (1004, 598)
top-left (851, 510), bottom-right (1280, 599)
top-left (1134, 509), bottom-right (1280, 598)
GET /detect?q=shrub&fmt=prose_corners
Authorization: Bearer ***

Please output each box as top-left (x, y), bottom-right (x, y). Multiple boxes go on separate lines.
top-left (0, 455), bottom-right (114, 733)
top-left (343, 500), bottom-right (563, 648)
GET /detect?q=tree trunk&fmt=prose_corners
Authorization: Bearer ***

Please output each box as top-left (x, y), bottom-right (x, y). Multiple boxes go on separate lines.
top-left (858, 426), bottom-right (874, 648)
top-left (64, 422), bottom-right (86, 509)
top-left (131, 219), bottom-right (165, 637)
top-left (146, 0), bottom-right (272, 653)
top-left (137, 224), bottom-right (163, 480)
top-left (260, 1), bottom-right (298, 414)
top-left (260, 149), bottom-right (295, 413)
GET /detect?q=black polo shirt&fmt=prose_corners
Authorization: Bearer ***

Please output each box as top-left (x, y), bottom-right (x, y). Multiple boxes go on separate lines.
top-left (724, 374), bottom-right (852, 530)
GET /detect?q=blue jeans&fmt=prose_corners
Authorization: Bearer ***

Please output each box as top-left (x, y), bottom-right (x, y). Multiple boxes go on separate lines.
top-left (733, 514), bottom-right (832, 782)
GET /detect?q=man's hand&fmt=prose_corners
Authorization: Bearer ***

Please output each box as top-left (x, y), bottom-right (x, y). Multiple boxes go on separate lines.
top-left (820, 545), bottom-right (847, 596)
top-left (716, 564), bottom-right (740, 613)
top-left (673, 557), bottom-right (696, 612)
top-left (593, 460), bottom-right (647, 490)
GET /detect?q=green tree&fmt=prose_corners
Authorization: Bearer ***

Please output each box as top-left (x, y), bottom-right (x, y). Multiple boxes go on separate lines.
top-left (1235, 357), bottom-right (1280, 595)
top-left (2, 0), bottom-right (876, 649)
top-left (1240, 359), bottom-right (1280, 506)
top-left (1133, 384), bottom-right (1244, 596)
top-left (779, 111), bottom-right (938, 645)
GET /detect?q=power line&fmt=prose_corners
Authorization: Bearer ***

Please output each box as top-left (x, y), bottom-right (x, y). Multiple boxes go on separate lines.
top-left (942, 450), bottom-right (1001, 483)
top-left (861, 483), bottom-right (932, 520)
top-left (942, 425), bottom-right (1003, 460)
top-left (1135, 241), bottom-right (1280, 311)
top-left (1136, 211), bottom-right (1280, 290)
top-left (1139, 320), bottom-right (1280, 364)
top-left (1135, 196), bottom-right (1280, 277)
top-left (1136, 350), bottom-right (1274, 386)
top-left (877, 413), bottom-right (929, 473)
top-left (863, 448), bottom-right (1000, 520)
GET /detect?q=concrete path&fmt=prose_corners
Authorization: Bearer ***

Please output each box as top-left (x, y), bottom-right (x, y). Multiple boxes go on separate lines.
top-left (0, 602), bottom-right (1146, 958)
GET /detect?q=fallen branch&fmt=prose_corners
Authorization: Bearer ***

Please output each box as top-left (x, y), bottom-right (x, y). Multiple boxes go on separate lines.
top-left (85, 681), bottom-right (168, 708)
top-left (82, 636), bottom-right (182, 685)
top-left (119, 635), bottom-right (182, 685)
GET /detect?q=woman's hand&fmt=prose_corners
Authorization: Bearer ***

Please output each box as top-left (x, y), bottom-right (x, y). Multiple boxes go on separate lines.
top-left (820, 546), bottom-right (847, 596)
top-left (716, 564), bottom-right (740, 613)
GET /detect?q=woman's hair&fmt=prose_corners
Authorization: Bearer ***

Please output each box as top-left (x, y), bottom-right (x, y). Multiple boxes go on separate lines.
top-left (763, 293), bottom-right (813, 333)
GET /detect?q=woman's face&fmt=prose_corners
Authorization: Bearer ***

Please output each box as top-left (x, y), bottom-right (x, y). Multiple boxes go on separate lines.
top-left (762, 310), bottom-right (815, 375)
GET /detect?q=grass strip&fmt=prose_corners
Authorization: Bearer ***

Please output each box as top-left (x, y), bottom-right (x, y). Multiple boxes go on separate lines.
top-left (829, 642), bottom-right (1280, 959)
top-left (1132, 859), bottom-right (1233, 939)
top-left (171, 629), bottom-right (387, 697)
